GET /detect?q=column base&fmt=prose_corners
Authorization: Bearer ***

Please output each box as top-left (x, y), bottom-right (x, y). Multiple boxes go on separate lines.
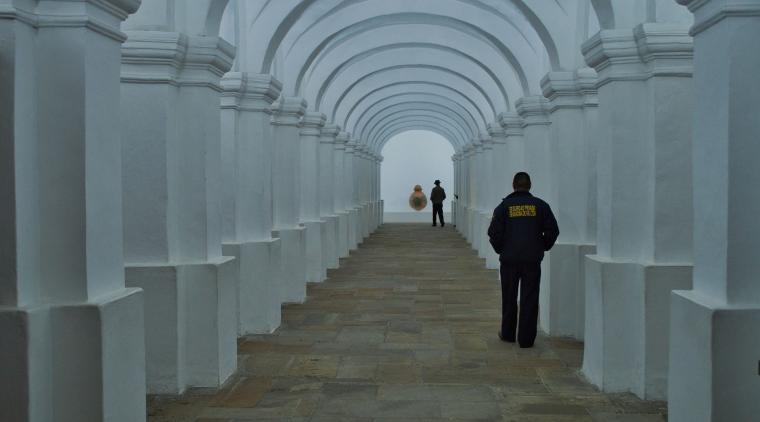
top-left (360, 203), bottom-right (371, 240)
top-left (348, 208), bottom-right (360, 251)
top-left (336, 211), bottom-right (350, 258)
top-left (668, 291), bottom-right (760, 422)
top-left (126, 258), bottom-right (237, 395)
top-left (466, 207), bottom-right (477, 244)
top-left (273, 226), bottom-right (307, 304)
top-left (582, 255), bottom-right (692, 400)
top-left (302, 220), bottom-right (326, 283)
top-left (321, 215), bottom-right (340, 269)
top-left (0, 289), bottom-right (145, 422)
top-left (379, 200), bottom-right (385, 226)
top-left (476, 211), bottom-right (499, 269)
top-left (222, 239), bottom-right (282, 335)
top-left (539, 243), bottom-right (596, 340)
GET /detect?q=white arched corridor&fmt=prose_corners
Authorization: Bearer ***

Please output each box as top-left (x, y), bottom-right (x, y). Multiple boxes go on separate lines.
top-left (1, 1), bottom-right (759, 421)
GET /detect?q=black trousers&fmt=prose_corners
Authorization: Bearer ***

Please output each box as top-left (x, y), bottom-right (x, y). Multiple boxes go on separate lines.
top-left (432, 203), bottom-right (444, 225)
top-left (500, 261), bottom-right (541, 347)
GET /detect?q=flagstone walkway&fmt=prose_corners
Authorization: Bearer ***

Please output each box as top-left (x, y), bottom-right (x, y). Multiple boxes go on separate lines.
top-left (148, 223), bottom-right (667, 422)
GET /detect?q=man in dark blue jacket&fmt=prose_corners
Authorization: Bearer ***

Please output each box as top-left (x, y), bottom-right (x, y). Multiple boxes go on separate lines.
top-left (487, 172), bottom-right (559, 348)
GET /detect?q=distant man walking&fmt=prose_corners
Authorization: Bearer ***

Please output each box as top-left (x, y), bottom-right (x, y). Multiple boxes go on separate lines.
top-left (430, 180), bottom-right (447, 227)
top-left (487, 172), bottom-right (559, 348)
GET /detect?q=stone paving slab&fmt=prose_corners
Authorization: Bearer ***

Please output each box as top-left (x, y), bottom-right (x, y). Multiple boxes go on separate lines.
top-left (148, 224), bottom-right (667, 421)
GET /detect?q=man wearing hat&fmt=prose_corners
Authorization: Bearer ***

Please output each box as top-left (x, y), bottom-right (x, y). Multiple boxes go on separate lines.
top-left (430, 180), bottom-right (447, 227)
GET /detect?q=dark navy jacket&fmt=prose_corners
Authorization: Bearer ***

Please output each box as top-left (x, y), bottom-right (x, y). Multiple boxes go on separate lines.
top-left (487, 191), bottom-right (559, 263)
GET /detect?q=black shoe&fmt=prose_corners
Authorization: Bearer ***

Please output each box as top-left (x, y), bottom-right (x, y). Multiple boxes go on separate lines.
top-left (441, 224), bottom-right (445, 227)
top-left (519, 343), bottom-right (534, 349)
top-left (432, 223), bottom-right (437, 227)
top-left (498, 331), bottom-right (515, 343)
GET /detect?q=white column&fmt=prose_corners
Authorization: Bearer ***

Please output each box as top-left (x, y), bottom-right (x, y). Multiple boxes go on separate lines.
top-left (375, 153), bottom-right (385, 225)
top-left (481, 124), bottom-right (509, 269)
top-left (581, 23), bottom-right (694, 400)
top-left (476, 135), bottom-right (495, 260)
top-left (537, 69), bottom-right (599, 340)
top-left (670, 1), bottom-right (760, 420)
top-left (499, 112), bottom-right (526, 181)
top-left (460, 145), bottom-right (473, 238)
top-left (271, 97), bottom-right (308, 303)
top-left (515, 96), bottom-right (553, 203)
top-left (344, 138), bottom-right (360, 250)
top-left (320, 124), bottom-right (341, 270)
top-left (300, 112), bottom-right (327, 283)
top-left (465, 143), bottom-right (480, 243)
top-left (121, 31), bottom-right (237, 394)
top-left (0, 1), bottom-right (146, 421)
top-left (334, 132), bottom-right (351, 258)
top-left (220, 72), bottom-right (283, 335)
top-left (451, 154), bottom-right (460, 228)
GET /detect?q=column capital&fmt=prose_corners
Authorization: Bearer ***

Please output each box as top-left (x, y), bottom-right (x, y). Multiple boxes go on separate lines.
top-left (498, 112), bottom-right (525, 136)
top-left (121, 31), bottom-right (186, 82)
top-left (582, 24), bottom-right (692, 88)
top-left (18, 0), bottom-right (141, 40)
top-left (300, 112), bottom-right (326, 136)
top-left (321, 124), bottom-right (342, 140)
top-left (221, 72), bottom-right (282, 112)
top-left (479, 134), bottom-right (494, 150)
top-left (540, 68), bottom-right (600, 111)
top-left (486, 122), bottom-right (507, 142)
top-left (678, 0), bottom-right (760, 35)
top-left (515, 96), bottom-right (550, 127)
top-left (271, 96), bottom-right (307, 126)
top-left (121, 32), bottom-right (235, 91)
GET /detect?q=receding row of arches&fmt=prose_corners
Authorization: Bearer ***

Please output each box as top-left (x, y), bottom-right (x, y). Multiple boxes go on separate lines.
top-left (1, 1), bottom-right (758, 421)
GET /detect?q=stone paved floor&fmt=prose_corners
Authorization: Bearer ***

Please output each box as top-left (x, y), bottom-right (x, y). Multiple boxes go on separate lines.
top-left (148, 223), bottom-right (667, 421)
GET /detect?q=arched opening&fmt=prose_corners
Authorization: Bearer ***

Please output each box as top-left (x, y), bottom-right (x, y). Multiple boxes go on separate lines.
top-left (380, 130), bottom-right (455, 223)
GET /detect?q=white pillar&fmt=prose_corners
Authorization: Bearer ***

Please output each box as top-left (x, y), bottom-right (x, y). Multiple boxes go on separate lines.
top-left (461, 145), bottom-right (474, 238)
top-left (0, 1), bottom-right (146, 420)
top-left (334, 132), bottom-right (351, 258)
top-left (300, 112), bottom-right (327, 283)
top-left (344, 138), bottom-right (360, 251)
top-left (451, 154), bottom-right (459, 228)
top-left (121, 31), bottom-right (237, 394)
top-left (476, 135), bottom-right (495, 260)
top-left (481, 124), bottom-right (509, 269)
top-left (320, 124), bottom-right (341, 270)
top-left (515, 96), bottom-right (553, 203)
top-left (220, 72), bottom-right (283, 335)
top-left (271, 97), bottom-right (308, 303)
top-left (377, 155), bottom-right (385, 226)
top-left (581, 23), bottom-right (694, 400)
top-left (465, 142), bottom-right (481, 243)
top-left (499, 112), bottom-right (526, 182)
top-left (538, 69), bottom-right (599, 340)
top-left (670, 1), bottom-right (760, 420)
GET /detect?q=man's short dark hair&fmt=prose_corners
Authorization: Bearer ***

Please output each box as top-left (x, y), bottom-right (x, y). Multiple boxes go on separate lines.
top-left (434, 180), bottom-right (441, 185)
top-left (513, 172), bottom-right (531, 191)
